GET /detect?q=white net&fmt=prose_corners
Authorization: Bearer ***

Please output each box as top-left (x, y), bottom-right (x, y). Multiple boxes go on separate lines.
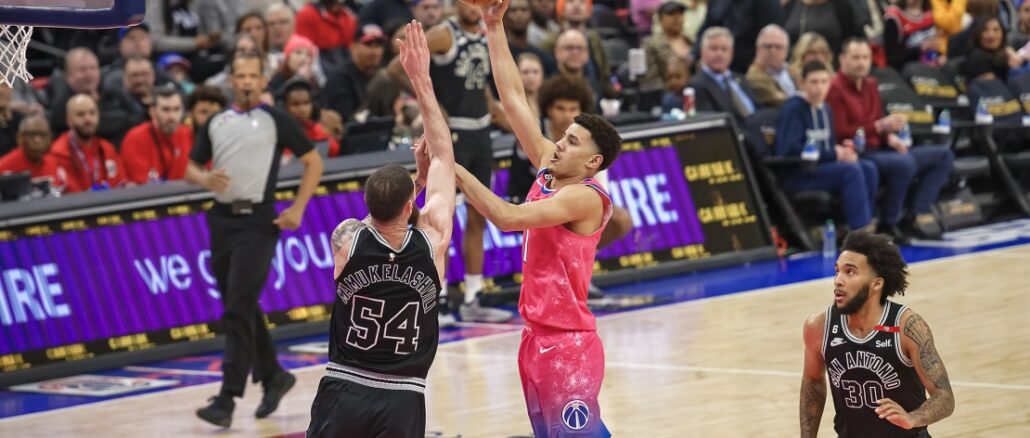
top-left (0, 25), bottom-right (34, 87)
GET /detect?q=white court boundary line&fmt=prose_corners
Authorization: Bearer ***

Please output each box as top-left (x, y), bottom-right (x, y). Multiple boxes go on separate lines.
top-left (2, 243), bottom-right (1028, 424)
top-left (122, 366), bottom-right (222, 377)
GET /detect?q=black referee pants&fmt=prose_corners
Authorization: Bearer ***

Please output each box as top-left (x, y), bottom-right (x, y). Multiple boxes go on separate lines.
top-left (206, 202), bottom-right (284, 398)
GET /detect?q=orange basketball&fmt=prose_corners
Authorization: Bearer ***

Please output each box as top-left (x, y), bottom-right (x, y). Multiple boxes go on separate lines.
top-left (459, 0), bottom-right (499, 6)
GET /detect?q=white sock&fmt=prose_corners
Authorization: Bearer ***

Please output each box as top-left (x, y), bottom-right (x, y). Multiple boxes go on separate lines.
top-left (464, 274), bottom-right (483, 304)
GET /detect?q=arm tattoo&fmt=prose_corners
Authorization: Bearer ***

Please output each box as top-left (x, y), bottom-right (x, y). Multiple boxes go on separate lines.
top-left (799, 378), bottom-right (827, 438)
top-left (331, 218), bottom-right (366, 254)
top-left (904, 313), bottom-right (955, 426)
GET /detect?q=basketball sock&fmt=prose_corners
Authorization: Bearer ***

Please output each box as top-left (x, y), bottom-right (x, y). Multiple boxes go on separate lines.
top-left (464, 274), bottom-right (483, 304)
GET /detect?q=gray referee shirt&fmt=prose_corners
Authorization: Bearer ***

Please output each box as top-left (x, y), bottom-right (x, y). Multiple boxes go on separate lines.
top-left (190, 104), bottom-right (314, 204)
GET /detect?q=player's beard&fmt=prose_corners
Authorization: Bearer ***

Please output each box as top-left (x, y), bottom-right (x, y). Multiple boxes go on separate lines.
top-left (838, 284), bottom-right (870, 315)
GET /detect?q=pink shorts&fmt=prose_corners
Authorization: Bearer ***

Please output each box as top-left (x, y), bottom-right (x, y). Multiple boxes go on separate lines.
top-left (518, 327), bottom-right (611, 437)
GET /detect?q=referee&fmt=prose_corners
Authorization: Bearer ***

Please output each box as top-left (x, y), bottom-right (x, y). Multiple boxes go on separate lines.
top-left (186, 50), bottom-right (324, 428)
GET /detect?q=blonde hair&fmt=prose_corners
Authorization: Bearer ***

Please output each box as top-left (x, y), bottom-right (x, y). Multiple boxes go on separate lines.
top-left (790, 32), bottom-right (833, 79)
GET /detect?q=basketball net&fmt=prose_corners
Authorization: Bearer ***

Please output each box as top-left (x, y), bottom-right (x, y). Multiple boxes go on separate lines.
top-left (0, 25), bottom-right (34, 87)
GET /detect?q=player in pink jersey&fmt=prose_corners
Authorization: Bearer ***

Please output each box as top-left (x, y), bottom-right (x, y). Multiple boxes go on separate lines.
top-left (455, 2), bottom-right (622, 435)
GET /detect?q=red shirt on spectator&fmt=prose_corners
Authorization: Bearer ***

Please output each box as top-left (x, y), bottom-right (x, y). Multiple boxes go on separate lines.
top-left (826, 70), bottom-right (886, 150)
top-left (304, 120), bottom-right (340, 157)
top-left (120, 121), bottom-right (194, 184)
top-left (50, 132), bottom-right (128, 193)
top-left (295, 3), bottom-right (357, 51)
top-left (0, 148), bottom-right (62, 181)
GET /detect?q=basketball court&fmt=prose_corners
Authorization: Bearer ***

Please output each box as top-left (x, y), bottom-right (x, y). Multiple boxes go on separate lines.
top-left (1, 223), bottom-right (1028, 437)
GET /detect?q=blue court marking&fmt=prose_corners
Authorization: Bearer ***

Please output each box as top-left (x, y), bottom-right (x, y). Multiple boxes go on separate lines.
top-left (1, 230), bottom-right (1027, 420)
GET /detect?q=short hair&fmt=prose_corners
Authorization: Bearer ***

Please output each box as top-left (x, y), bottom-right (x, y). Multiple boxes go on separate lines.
top-left (517, 52), bottom-right (542, 68)
top-left (801, 60), bottom-right (830, 79)
top-left (364, 164), bottom-right (415, 222)
top-left (124, 54), bottom-right (153, 70)
top-left (757, 24), bottom-right (789, 47)
top-left (840, 37), bottom-right (870, 55)
top-left (18, 114), bottom-right (49, 132)
top-left (841, 231), bottom-right (909, 304)
top-left (701, 26), bottom-right (734, 49)
top-left (150, 82), bottom-right (181, 105)
top-left (265, 2), bottom-right (295, 18)
top-left (538, 75), bottom-right (594, 117)
top-left (64, 47), bottom-right (98, 71)
top-left (230, 49), bottom-right (266, 74)
top-left (187, 85), bottom-right (227, 110)
top-left (574, 113), bottom-right (621, 171)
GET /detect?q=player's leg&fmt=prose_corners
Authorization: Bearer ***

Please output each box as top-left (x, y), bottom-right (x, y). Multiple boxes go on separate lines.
top-left (375, 391), bottom-right (427, 438)
top-left (306, 378), bottom-right (374, 437)
top-left (519, 329), bottom-right (549, 437)
top-left (536, 331), bottom-right (611, 437)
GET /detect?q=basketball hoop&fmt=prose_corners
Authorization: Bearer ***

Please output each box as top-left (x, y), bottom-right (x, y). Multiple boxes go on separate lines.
top-left (0, 24), bottom-right (33, 87)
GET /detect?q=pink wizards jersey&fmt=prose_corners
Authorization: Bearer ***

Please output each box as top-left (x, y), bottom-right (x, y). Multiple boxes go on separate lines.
top-left (521, 168), bottom-right (612, 333)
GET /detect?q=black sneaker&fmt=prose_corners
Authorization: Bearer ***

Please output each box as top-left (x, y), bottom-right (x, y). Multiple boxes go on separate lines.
top-left (438, 293), bottom-right (457, 328)
top-left (196, 395), bottom-right (234, 428)
top-left (255, 372), bottom-right (296, 418)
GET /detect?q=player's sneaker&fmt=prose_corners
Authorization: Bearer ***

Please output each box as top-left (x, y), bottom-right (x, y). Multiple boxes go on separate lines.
top-left (196, 394), bottom-right (234, 427)
top-left (438, 293), bottom-right (457, 328)
top-left (459, 299), bottom-right (513, 323)
top-left (255, 371), bottom-right (296, 418)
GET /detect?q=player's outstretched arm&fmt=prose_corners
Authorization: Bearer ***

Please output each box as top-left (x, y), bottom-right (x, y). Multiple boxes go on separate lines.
top-left (397, 21), bottom-right (455, 264)
top-left (481, 0), bottom-right (555, 169)
top-left (876, 311), bottom-right (955, 429)
top-left (455, 165), bottom-right (600, 232)
top-left (800, 312), bottom-right (828, 438)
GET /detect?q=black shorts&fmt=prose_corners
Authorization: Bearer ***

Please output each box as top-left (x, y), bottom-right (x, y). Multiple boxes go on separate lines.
top-left (453, 128), bottom-right (493, 188)
top-left (306, 377), bottom-right (426, 438)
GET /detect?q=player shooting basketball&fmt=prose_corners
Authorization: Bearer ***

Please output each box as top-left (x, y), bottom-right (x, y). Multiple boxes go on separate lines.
top-left (305, 21), bottom-right (456, 437)
top-left (454, 0), bottom-right (622, 435)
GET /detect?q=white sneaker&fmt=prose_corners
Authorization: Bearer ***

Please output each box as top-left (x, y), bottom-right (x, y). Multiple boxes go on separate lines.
top-left (459, 300), bottom-right (513, 323)
top-left (438, 311), bottom-right (457, 328)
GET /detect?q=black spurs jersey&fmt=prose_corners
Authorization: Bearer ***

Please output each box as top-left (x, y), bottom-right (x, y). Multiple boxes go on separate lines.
top-left (823, 300), bottom-right (928, 438)
top-left (328, 226), bottom-right (441, 385)
top-left (430, 17), bottom-right (491, 132)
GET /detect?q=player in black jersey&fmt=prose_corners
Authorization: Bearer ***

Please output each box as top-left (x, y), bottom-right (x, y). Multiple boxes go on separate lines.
top-left (306, 22), bottom-right (455, 438)
top-left (801, 231), bottom-right (954, 438)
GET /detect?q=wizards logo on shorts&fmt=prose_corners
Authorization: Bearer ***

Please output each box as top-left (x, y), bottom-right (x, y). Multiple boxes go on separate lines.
top-left (562, 400), bottom-right (590, 430)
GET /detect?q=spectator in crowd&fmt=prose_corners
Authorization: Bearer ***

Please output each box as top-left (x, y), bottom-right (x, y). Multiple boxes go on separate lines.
top-left (412, 0), bottom-right (443, 28)
top-left (236, 11), bottom-right (278, 70)
top-left (790, 31), bottom-right (834, 82)
top-left (295, 0), bottom-right (359, 70)
top-left (281, 81), bottom-right (340, 160)
top-left (660, 55), bottom-right (692, 112)
top-left (506, 0), bottom-right (558, 76)
top-left (49, 48), bottom-right (144, 147)
top-left (519, 53), bottom-right (546, 119)
top-left (948, 0), bottom-right (999, 54)
top-left (50, 94), bottom-right (128, 193)
top-left (827, 38), bottom-right (953, 241)
top-left (775, 61), bottom-right (878, 233)
top-left (0, 84), bottom-right (23, 157)
top-left (642, 0), bottom-right (695, 88)
top-left (930, 0), bottom-right (967, 57)
top-left (695, 0), bottom-right (783, 74)
top-left (962, 15), bottom-right (1026, 82)
top-left (158, 53), bottom-right (197, 95)
top-left (148, 0), bottom-right (224, 82)
top-left (359, 0), bottom-right (414, 28)
top-left (193, 0), bottom-right (246, 48)
top-left (542, 0), bottom-right (616, 98)
top-left (324, 24), bottom-right (387, 122)
top-left (884, 0), bottom-right (940, 70)
top-left (265, 3), bottom-right (296, 64)
top-left (635, 0), bottom-right (707, 40)
top-left (269, 35), bottom-right (326, 99)
top-left (120, 85), bottom-right (193, 184)
top-left (100, 23), bottom-right (172, 92)
top-left (747, 24), bottom-right (797, 108)
top-left (528, 0), bottom-right (561, 47)
top-left (688, 27), bottom-right (761, 127)
top-left (0, 116), bottom-right (61, 186)
top-left (123, 55), bottom-right (158, 113)
top-left (783, 0), bottom-right (864, 60)
top-left (554, 29), bottom-right (606, 101)
top-left (350, 72), bottom-right (420, 150)
top-left (1009, 0), bottom-right (1030, 47)
top-left (186, 85), bottom-right (227, 128)
top-left (205, 34), bottom-right (265, 102)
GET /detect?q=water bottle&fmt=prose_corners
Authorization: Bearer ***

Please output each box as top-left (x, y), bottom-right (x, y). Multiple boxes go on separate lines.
top-left (801, 136), bottom-right (821, 166)
top-left (853, 127), bottom-right (866, 153)
top-left (822, 220), bottom-right (837, 259)
top-left (976, 98), bottom-right (993, 124)
top-left (898, 123), bottom-right (912, 148)
top-left (147, 168), bottom-right (162, 185)
top-left (936, 108), bottom-right (951, 133)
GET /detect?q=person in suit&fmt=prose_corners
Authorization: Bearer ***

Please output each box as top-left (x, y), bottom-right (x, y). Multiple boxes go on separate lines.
top-left (688, 26), bottom-right (761, 127)
top-left (694, 0), bottom-right (783, 74)
top-left (747, 24), bottom-right (797, 108)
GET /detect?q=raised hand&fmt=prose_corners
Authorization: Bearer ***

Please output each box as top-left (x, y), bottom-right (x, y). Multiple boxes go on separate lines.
top-left (480, 0), bottom-right (509, 28)
top-left (396, 20), bottom-right (431, 82)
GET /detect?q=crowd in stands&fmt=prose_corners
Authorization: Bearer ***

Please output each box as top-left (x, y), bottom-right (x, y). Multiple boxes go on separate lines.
top-left (2, 0), bottom-right (1030, 244)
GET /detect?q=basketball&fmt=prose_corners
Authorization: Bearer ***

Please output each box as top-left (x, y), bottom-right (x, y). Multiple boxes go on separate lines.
top-left (459, 0), bottom-right (499, 7)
